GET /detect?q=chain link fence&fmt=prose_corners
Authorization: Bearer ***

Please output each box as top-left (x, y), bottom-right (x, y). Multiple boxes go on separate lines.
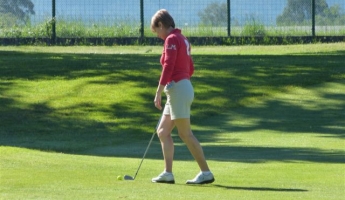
top-left (0, 0), bottom-right (344, 41)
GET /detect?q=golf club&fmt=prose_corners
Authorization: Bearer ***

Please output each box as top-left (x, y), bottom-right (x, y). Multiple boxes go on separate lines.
top-left (124, 116), bottom-right (162, 180)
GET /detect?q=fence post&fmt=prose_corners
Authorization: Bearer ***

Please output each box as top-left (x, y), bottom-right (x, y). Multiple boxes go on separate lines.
top-left (52, 0), bottom-right (56, 44)
top-left (227, 0), bottom-right (231, 37)
top-left (312, 0), bottom-right (315, 36)
top-left (140, 0), bottom-right (144, 39)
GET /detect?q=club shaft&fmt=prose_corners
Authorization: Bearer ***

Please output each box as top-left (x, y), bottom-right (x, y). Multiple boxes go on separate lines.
top-left (133, 116), bottom-right (162, 180)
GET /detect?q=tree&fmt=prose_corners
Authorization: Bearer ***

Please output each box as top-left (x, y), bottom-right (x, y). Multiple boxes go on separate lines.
top-left (198, 2), bottom-right (227, 26)
top-left (0, 0), bottom-right (35, 25)
top-left (277, 0), bottom-right (344, 25)
top-left (318, 4), bottom-right (345, 25)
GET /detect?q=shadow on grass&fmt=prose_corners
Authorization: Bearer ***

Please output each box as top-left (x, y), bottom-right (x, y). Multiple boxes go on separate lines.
top-left (0, 50), bottom-right (344, 163)
top-left (184, 183), bottom-right (308, 192)
top-left (211, 184), bottom-right (308, 192)
top-left (203, 145), bottom-right (345, 163)
top-left (80, 138), bottom-right (345, 163)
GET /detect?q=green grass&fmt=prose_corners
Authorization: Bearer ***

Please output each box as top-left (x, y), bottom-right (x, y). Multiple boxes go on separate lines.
top-left (1, 19), bottom-right (344, 38)
top-left (0, 44), bottom-right (344, 199)
top-left (0, 19), bottom-right (141, 38)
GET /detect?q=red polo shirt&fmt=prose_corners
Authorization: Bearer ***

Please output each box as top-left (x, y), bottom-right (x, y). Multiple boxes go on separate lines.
top-left (159, 29), bottom-right (194, 85)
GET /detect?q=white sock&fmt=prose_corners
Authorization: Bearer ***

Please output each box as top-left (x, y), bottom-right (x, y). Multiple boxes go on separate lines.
top-left (202, 171), bottom-right (211, 175)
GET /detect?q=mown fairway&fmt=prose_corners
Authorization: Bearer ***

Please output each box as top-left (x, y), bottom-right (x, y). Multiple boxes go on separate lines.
top-left (0, 44), bottom-right (344, 200)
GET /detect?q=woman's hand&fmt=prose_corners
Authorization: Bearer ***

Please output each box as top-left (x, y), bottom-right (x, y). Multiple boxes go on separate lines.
top-left (154, 93), bottom-right (162, 110)
top-left (154, 84), bottom-right (165, 110)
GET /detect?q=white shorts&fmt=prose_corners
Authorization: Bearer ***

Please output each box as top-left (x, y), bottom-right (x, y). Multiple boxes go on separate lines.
top-left (163, 79), bottom-right (194, 120)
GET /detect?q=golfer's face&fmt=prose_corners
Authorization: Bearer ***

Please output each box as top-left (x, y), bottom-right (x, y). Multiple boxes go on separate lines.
top-left (153, 27), bottom-right (164, 39)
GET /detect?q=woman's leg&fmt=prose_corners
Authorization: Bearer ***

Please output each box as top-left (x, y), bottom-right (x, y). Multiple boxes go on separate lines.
top-left (174, 118), bottom-right (214, 184)
top-left (156, 114), bottom-right (175, 173)
top-left (174, 118), bottom-right (210, 171)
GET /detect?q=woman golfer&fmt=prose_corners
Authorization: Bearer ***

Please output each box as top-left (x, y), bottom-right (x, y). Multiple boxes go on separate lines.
top-left (151, 9), bottom-right (215, 184)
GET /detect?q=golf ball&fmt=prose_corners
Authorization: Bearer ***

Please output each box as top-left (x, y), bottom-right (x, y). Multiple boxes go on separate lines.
top-left (117, 175), bottom-right (123, 180)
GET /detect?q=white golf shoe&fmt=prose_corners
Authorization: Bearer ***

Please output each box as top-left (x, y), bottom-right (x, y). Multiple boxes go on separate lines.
top-left (186, 172), bottom-right (215, 184)
top-left (152, 172), bottom-right (175, 184)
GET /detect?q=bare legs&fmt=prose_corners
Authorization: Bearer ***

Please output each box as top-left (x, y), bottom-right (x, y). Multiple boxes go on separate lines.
top-left (156, 115), bottom-right (210, 173)
top-left (156, 115), bottom-right (175, 172)
top-left (174, 118), bottom-right (210, 171)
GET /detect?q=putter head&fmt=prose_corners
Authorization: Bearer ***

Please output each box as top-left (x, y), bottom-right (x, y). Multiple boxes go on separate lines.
top-left (124, 175), bottom-right (134, 180)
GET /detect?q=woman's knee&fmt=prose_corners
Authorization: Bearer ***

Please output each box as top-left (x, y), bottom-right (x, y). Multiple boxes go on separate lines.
top-left (157, 128), bottom-right (171, 140)
top-left (156, 115), bottom-right (174, 139)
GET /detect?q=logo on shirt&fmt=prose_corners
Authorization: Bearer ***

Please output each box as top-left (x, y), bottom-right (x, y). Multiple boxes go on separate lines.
top-left (166, 44), bottom-right (176, 50)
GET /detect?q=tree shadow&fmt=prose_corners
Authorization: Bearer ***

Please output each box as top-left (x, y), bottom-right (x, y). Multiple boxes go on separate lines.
top-left (0, 50), bottom-right (344, 163)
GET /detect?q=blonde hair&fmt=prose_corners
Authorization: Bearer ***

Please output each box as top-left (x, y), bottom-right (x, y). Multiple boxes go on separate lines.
top-left (151, 9), bottom-right (175, 32)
